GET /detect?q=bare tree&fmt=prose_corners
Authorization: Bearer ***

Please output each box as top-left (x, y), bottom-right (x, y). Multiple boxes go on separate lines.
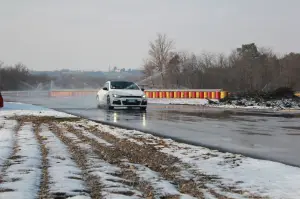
top-left (148, 33), bottom-right (174, 87)
top-left (141, 59), bottom-right (156, 87)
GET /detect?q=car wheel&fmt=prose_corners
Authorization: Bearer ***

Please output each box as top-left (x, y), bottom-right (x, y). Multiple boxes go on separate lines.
top-left (107, 96), bottom-right (114, 110)
top-left (140, 107), bottom-right (147, 111)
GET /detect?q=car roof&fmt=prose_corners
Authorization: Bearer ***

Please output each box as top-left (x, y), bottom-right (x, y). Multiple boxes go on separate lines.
top-left (110, 80), bottom-right (135, 83)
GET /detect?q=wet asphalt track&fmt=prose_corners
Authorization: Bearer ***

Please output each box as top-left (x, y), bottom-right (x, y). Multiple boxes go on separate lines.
top-left (4, 94), bottom-right (300, 167)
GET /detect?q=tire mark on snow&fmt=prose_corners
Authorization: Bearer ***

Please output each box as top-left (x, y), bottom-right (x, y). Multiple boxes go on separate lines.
top-left (40, 124), bottom-right (90, 199)
top-left (122, 162), bottom-right (197, 199)
top-left (53, 123), bottom-right (143, 199)
top-left (0, 123), bottom-right (42, 199)
top-left (68, 124), bottom-right (113, 147)
top-left (74, 121), bottom-right (263, 199)
top-left (121, 133), bottom-right (262, 198)
top-left (64, 123), bottom-right (198, 198)
top-left (34, 123), bottom-right (50, 199)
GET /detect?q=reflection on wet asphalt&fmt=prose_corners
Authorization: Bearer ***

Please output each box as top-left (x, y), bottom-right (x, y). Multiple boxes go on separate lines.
top-left (4, 95), bottom-right (300, 167)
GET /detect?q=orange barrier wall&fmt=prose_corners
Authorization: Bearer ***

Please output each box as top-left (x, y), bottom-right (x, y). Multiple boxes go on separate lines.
top-left (296, 92), bottom-right (300, 97)
top-left (144, 90), bottom-right (228, 99)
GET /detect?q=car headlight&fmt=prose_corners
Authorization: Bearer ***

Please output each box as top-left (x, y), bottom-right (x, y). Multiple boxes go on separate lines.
top-left (141, 94), bottom-right (146, 98)
top-left (112, 94), bottom-right (121, 98)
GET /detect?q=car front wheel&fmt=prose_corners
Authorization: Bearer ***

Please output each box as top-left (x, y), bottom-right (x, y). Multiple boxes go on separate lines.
top-left (140, 106), bottom-right (147, 111)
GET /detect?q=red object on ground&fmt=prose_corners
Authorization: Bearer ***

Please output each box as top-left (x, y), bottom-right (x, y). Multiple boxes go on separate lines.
top-left (0, 92), bottom-right (3, 108)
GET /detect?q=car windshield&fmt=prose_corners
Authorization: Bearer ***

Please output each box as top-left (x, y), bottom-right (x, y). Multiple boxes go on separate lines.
top-left (110, 81), bottom-right (139, 90)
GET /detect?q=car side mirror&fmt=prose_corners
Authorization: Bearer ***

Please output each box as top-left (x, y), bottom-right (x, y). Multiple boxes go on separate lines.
top-left (141, 88), bottom-right (145, 91)
top-left (103, 87), bottom-right (108, 91)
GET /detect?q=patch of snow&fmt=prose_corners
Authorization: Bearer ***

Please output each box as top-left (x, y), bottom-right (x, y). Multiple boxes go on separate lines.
top-left (208, 104), bottom-right (273, 110)
top-left (79, 121), bottom-right (152, 145)
top-left (59, 130), bottom-right (143, 199)
top-left (67, 196), bottom-right (91, 199)
top-left (71, 124), bottom-right (113, 147)
top-left (124, 163), bottom-right (196, 198)
top-left (130, 163), bottom-right (180, 196)
top-left (0, 110), bottom-right (76, 118)
top-left (148, 98), bottom-right (210, 105)
top-left (126, 137), bottom-right (144, 145)
top-left (0, 123), bottom-right (42, 199)
top-left (180, 194), bottom-right (198, 199)
top-left (202, 190), bottom-right (217, 199)
top-left (160, 140), bottom-right (300, 199)
top-left (205, 184), bottom-right (248, 199)
top-left (0, 102), bottom-right (77, 118)
top-left (62, 132), bottom-right (80, 140)
top-left (40, 125), bottom-right (90, 198)
top-left (0, 120), bottom-right (18, 169)
top-left (209, 98), bottom-right (300, 110)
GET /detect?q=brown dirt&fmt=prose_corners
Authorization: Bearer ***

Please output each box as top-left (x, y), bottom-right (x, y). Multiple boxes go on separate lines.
top-left (34, 122), bottom-right (50, 199)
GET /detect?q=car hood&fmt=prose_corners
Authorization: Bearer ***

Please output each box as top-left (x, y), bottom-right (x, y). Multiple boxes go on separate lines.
top-left (111, 89), bottom-right (144, 96)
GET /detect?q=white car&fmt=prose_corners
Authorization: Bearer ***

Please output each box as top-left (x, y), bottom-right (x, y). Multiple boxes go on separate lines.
top-left (96, 80), bottom-right (147, 110)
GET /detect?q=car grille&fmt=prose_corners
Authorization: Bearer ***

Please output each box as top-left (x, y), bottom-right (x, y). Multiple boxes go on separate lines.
top-left (113, 100), bottom-right (122, 105)
top-left (120, 96), bottom-right (141, 98)
top-left (122, 100), bottom-right (141, 105)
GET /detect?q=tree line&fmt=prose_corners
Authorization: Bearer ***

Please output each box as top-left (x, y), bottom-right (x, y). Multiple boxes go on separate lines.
top-left (0, 62), bottom-right (141, 91)
top-left (0, 62), bottom-right (106, 90)
top-left (0, 62), bottom-right (52, 91)
top-left (142, 34), bottom-right (300, 92)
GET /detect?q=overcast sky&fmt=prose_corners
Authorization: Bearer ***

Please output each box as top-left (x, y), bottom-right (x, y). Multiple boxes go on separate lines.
top-left (0, 0), bottom-right (299, 71)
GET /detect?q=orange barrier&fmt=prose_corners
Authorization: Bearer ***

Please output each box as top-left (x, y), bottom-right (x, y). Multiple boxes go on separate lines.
top-left (144, 90), bottom-right (227, 99)
top-left (296, 92), bottom-right (300, 97)
top-left (49, 90), bottom-right (97, 97)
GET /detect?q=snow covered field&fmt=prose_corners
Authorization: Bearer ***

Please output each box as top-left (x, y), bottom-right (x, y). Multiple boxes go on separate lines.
top-left (1, 102), bottom-right (300, 198)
